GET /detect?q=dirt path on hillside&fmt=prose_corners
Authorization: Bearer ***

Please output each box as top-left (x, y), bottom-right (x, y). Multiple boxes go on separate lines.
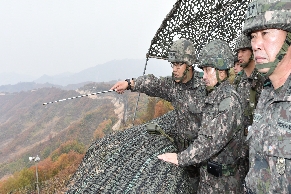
top-left (110, 97), bottom-right (124, 131)
top-left (78, 90), bottom-right (125, 131)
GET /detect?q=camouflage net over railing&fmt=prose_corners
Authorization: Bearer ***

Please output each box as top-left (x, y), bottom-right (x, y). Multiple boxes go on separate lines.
top-left (147, 0), bottom-right (252, 60)
top-left (66, 111), bottom-right (195, 193)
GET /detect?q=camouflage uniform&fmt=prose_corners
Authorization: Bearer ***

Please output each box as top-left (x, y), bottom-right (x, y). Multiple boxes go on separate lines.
top-left (178, 40), bottom-right (243, 193)
top-left (132, 39), bottom-right (206, 150)
top-left (132, 39), bottom-right (206, 192)
top-left (245, 74), bottom-right (291, 194)
top-left (234, 68), bottom-right (264, 180)
top-left (132, 72), bottom-right (205, 148)
top-left (234, 69), bottom-right (264, 124)
top-left (242, 0), bottom-right (291, 193)
top-left (233, 34), bottom-right (265, 184)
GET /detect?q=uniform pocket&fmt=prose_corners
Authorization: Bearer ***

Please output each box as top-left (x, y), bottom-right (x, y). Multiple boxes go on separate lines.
top-left (278, 138), bottom-right (291, 159)
top-left (268, 119), bottom-right (291, 159)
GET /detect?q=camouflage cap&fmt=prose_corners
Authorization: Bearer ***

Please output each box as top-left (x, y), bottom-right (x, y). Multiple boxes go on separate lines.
top-left (243, 0), bottom-right (291, 35)
top-left (198, 40), bottom-right (234, 70)
top-left (168, 39), bottom-right (196, 66)
top-left (234, 34), bottom-right (252, 51)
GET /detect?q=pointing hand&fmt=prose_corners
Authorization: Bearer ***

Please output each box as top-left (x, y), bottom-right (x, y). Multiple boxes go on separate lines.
top-left (110, 81), bottom-right (128, 94)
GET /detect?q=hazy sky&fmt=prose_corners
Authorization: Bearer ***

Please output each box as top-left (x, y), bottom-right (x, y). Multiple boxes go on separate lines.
top-left (0, 0), bottom-right (176, 77)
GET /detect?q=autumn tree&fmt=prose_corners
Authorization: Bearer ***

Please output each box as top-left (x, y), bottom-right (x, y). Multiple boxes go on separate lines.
top-left (93, 119), bottom-right (113, 139)
top-left (154, 99), bottom-right (174, 118)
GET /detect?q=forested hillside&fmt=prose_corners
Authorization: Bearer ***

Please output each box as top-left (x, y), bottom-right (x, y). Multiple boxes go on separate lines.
top-left (0, 82), bottom-right (173, 193)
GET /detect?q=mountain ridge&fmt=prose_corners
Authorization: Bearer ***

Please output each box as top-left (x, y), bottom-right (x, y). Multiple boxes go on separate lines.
top-left (34, 58), bottom-right (171, 85)
top-left (0, 58), bottom-right (171, 88)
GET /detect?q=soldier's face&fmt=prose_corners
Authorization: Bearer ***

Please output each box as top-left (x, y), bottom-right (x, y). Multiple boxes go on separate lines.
top-left (202, 67), bottom-right (218, 87)
top-left (251, 29), bottom-right (287, 73)
top-left (233, 61), bottom-right (243, 75)
top-left (171, 62), bottom-right (187, 82)
top-left (237, 48), bottom-right (252, 66)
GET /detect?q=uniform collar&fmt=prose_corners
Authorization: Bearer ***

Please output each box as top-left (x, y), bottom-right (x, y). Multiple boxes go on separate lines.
top-left (241, 68), bottom-right (260, 81)
top-left (192, 70), bottom-right (203, 89)
top-left (178, 71), bottom-right (202, 90)
top-left (205, 80), bottom-right (228, 104)
top-left (266, 73), bottom-right (291, 102)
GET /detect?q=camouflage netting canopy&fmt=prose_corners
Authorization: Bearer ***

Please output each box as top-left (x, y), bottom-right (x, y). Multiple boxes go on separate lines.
top-left (147, 0), bottom-right (252, 60)
top-left (66, 111), bottom-right (194, 193)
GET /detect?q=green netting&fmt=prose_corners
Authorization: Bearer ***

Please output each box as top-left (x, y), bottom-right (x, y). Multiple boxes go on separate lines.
top-left (147, 0), bottom-right (252, 60)
top-left (66, 111), bottom-right (195, 193)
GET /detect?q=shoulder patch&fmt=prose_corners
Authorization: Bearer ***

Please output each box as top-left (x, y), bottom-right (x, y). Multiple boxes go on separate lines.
top-left (199, 71), bottom-right (204, 78)
top-left (219, 97), bottom-right (231, 111)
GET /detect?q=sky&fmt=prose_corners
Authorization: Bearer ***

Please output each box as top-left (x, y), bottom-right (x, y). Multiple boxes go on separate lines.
top-left (0, 0), bottom-right (176, 78)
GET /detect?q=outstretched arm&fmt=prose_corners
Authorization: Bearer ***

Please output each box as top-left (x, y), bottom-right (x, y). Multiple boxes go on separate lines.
top-left (111, 74), bottom-right (174, 101)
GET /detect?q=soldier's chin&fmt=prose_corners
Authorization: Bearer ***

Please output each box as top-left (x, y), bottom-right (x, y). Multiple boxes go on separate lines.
top-left (173, 76), bottom-right (181, 82)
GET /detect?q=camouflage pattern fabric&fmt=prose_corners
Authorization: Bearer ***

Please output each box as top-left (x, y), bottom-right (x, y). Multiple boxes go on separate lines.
top-left (133, 71), bottom-right (206, 151)
top-left (198, 40), bottom-right (234, 70)
top-left (168, 39), bottom-right (196, 66)
top-left (243, 0), bottom-right (291, 35)
top-left (66, 111), bottom-right (194, 193)
top-left (177, 80), bottom-right (244, 193)
top-left (234, 34), bottom-right (251, 52)
top-left (147, 0), bottom-right (252, 60)
top-left (234, 69), bottom-right (265, 129)
top-left (233, 68), bottom-right (265, 188)
top-left (245, 74), bottom-right (291, 193)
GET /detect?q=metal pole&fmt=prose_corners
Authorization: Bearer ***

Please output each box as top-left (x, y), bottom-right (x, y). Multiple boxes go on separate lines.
top-left (35, 162), bottom-right (40, 194)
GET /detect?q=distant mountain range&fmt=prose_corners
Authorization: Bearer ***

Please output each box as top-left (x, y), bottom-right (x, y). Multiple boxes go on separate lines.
top-left (0, 59), bottom-right (172, 93)
top-left (34, 58), bottom-right (172, 85)
top-left (0, 72), bottom-right (37, 86)
top-left (0, 82), bottom-right (93, 93)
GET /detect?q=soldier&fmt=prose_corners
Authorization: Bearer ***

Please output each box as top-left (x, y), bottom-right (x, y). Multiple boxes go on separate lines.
top-left (233, 55), bottom-right (243, 75)
top-left (241, 0), bottom-right (291, 193)
top-left (111, 38), bottom-right (206, 192)
top-left (158, 40), bottom-right (243, 193)
top-left (233, 34), bottom-right (265, 185)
